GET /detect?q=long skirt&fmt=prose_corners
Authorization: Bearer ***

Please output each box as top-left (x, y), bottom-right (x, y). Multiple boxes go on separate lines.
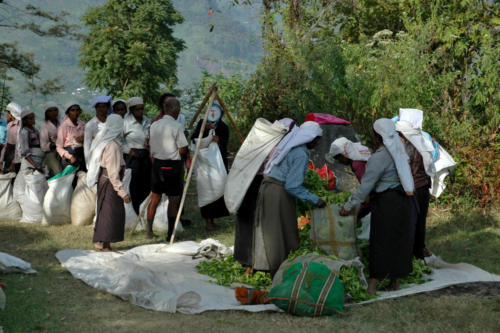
top-left (93, 168), bottom-right (125, 243)
top-left (413, 185), bottom-right (430, 259)
top-left (234, 175), bottom-right (263, 266)
top-left (200, 197), bottom-right (229, 219)
top-left (3, 143), bottom-right (20, 172)
top-left (125, 149), bottom-right (152, 214)
top-left (369, 187), bottom-right (413, 279)
top-left (252, 177), bottom-right (298, 272)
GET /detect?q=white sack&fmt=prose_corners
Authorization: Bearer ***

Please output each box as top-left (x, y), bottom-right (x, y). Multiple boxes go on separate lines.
top-left (71, 172), bottom-right (97, 226)
top-left (12, 169), bottom-right (25, 207)
top-left (20, 171), bottom-right (48, 223)
top-left (0, 172), bottom-right (22, 221)
top-left (430, 143), bottom-right (456, 198)
top-left (42, 172), bottom-right (75, 225)
top-left (136, 195), bottom-right (183, 232)
top-left (123, 168), bottom-right (138, 229)
top-left (196, 142), bottom-right (227, 208)
top-left (224, 118), bottom-right (288, 214)
top-left (0, 251), bottom-right (37, 274)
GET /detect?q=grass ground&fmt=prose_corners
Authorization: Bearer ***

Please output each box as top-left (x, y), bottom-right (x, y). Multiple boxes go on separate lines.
top-left (0, 194), bottom-right (499, 332)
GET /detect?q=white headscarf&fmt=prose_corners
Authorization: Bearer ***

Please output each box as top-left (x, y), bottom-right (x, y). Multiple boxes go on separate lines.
top-left (327, 137), bottom-right (371, 162)
top-left (373, 118), bottom-right (414, 193)
top-left (127, 97), bottom-right (143, 109)
top-left (264, 120), bottom-right (322, 175)
top-left (86, 114), bottom-right (124, 188)
top-left (64, 101), bottom-right (80, 114)
top-left (6, 102), bottom-right (22, 121)
top-left (396, 120), bottom-right (436, 177)
top-left (44, 101), bottom-right (60, 112)
top-left (20, 106), bottom-right (34, 120)
top-left (399, 108), bottom-right (423, 129)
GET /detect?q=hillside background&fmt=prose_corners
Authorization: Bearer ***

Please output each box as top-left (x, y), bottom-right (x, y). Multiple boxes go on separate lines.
top-left (0, 0), bottom-right (262, 114)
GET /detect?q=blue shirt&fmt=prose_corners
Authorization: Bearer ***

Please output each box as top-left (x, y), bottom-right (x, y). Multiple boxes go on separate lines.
top-left (0, 119), bottom-right (6, 145)
top-left (267, 144), bottom-right (319, 204)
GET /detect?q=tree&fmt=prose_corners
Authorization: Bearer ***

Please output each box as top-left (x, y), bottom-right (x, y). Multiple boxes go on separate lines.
top-left (79, 0), bottom-right (185, 104)
top-left (0, 0), bottom-right (79, 107)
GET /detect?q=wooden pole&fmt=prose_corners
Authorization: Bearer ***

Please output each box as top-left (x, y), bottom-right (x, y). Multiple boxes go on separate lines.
top-left (129, 192), bottom-right (152, 235)
top-left (215, 91), bottom-right (244, 143)
top-left (170, 87), bottom-right (217, 245)
top-left (188, 83), bottom-right (216, 130)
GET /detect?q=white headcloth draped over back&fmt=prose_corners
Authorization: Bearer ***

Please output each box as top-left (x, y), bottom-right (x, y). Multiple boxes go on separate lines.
top-left (264, 120), bottom-right (322, 175)
top-left (328, 137), bottom-right (371, 162)
top-left (6, 102), bottom-right (22, 121)
top-left (395, 120), bottom-right (436, 177)
top-left (399, 108), bottom-right (423, 129)
top-left (373, 118), bottom-right (414, 193)
top-left (86, 114), bottom-right (124, 188)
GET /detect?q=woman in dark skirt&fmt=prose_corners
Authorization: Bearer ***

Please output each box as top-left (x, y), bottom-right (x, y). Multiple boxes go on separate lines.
top-left (341, 118), bottom-right (415, 295)
top-left (191, 103), bottom-right (229, 230)
top-left (86, 114), bottom-right (131, 251)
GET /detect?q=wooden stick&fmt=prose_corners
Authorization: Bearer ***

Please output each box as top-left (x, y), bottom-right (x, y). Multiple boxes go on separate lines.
top-left (170, 88), bottom-right (217, 245)
top-left (188, 83), bottom-right (216, 130)
top-left (129, 192), bottom-right (152, 235)
top-left (215, 91), bottom-right (244, 143)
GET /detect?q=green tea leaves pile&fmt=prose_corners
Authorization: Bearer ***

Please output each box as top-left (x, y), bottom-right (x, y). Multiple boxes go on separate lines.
top-left (196, 255), bottom-right (272, 289)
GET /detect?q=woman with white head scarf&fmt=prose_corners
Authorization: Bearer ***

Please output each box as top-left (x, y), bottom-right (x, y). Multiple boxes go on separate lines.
top-left (234, 117), bottom-right (295, 272)
top-left (112, 99), bottom-right (127, 118)
top-left (326, 137), bottom-right (371, 182)
top-left (396, 120), bottom-right (435, 259)
top-left (340, 118), bottom-right (414, 295)
top-left (40, 101), bottom-right (62, 177)
top-left (87, 114), bottom-right (131, 251)
top-left (17, 107), bottom-right (45, 174)
top-left (0, 102), bottom-right (22, 173)
top-left (252, 121), bottom-right (326, 275)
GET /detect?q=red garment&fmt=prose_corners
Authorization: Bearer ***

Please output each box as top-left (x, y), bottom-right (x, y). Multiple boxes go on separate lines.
top-left (305, 113), bottom-right (350, 125)
top-left (351, 161), bottom-right (367, 183)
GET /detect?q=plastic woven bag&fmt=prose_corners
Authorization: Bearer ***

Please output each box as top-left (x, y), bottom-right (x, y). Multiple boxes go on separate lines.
top-left (310, 204), bottom-right (360, 260)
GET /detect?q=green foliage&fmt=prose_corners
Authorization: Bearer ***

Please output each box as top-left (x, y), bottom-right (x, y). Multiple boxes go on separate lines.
top-left (196, 255), bottom-right (272, 289)
top-left (79, 0), bottom-right (185, 105)
top-left (229, 0), bottom-right (499, 207)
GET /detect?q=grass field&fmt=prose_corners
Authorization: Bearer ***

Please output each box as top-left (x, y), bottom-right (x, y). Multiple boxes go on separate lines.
top-left (0, 196), bottom-right (499, 332)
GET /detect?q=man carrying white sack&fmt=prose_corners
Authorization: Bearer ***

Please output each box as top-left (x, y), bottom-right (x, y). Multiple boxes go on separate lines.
top-left (252, 121), bottom-right (326, 276)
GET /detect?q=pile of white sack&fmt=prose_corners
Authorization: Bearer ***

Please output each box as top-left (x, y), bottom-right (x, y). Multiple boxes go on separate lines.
top-left (0, 168), bottom-right (177, 233)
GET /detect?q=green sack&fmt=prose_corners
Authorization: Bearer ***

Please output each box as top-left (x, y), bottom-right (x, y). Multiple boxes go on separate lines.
top-left (48, 165), bottom-right (78, 181)
top-left (268, 261), bottom-right (345, 317)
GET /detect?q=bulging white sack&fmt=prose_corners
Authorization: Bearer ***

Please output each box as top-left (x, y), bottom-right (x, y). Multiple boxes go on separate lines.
top-left (0, 172), bottom-right (22, 221)
top-left (136, 195), bottom-right (183, 232)
top-left (196, 142), bottom-right (227, 208)
top-left (12, 169), bottom-right (26, 207)
top-left (42, 172), bottom-right (75, 225)
top-left (20, 171), bottom-right (48, 223)
top-left (123, 169), bottom-right (138, 229)
top-left (224, 118), bottom-right (288, 214)
top-left (430, 143), bottom-right (456, 198)
top-left (70, 172), bottom-right (97, 226)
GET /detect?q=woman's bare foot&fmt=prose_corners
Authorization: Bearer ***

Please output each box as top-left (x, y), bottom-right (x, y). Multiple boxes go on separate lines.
top-left (205, 219), bottom-right (217, 231)
top-left (94, 242), bottom-right (104, 251)
top-left (367, 278), bottom-right (378, 295)
top-left (244, 267), bottom-right (253, 275)
top-left (423, 248), bottom-right (433, 257)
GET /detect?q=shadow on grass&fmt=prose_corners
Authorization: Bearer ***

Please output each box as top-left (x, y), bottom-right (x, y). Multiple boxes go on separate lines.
top-left (427, 210), bottom-right (500, 274)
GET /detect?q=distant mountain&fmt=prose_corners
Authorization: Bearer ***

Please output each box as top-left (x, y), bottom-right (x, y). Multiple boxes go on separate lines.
top-left (0, 0), bottom-right (262, 114)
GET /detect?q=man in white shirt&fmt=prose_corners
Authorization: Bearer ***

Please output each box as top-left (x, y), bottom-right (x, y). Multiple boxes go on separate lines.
top-left (84, 96), bottom-right (111, 167)
top-left (147, 97), bottom-right (188, 241)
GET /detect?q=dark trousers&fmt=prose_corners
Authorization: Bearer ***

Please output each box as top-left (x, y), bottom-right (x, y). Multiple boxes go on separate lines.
top-left (413, 185), bottom-right (430, 259)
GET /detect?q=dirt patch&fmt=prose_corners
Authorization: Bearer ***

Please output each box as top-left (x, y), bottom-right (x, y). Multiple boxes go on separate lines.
top-left (424, 282), bottom-right (500, 298)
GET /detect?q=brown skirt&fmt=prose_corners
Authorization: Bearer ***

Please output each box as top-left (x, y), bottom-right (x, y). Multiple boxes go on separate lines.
top-left (93, 168), bottom-right (125, 243)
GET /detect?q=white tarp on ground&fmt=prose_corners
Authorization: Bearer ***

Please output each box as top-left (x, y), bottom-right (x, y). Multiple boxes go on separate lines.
top-left (56, 242), bottom-right (500, 314)
top-left (0, 252), bottom-right (37, 274)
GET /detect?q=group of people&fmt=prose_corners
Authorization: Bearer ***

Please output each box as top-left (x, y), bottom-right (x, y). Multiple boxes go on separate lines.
top-left (1, 93), bottom-right (226, 251)
top-left (233, 109), bottom-right (440, 296)
top-left (3, 95), bottom-right (439, 294)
